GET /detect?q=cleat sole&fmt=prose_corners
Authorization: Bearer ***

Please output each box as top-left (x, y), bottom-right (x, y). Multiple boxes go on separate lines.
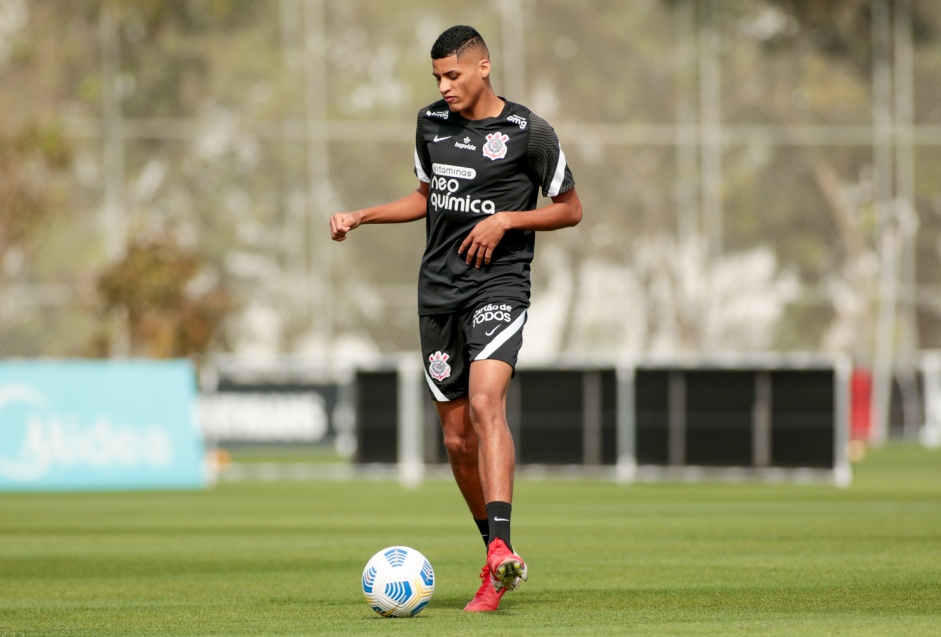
top-left (493, 559), bottom-right (528, 591)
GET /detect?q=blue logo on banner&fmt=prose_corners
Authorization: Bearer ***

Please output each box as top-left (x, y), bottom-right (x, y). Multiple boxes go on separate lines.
top-left (0, 360), bottom-right (205, 491)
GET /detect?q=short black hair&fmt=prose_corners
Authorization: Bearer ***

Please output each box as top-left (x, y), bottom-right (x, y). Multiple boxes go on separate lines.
top-left (430, 25), bottom-right (488, 60)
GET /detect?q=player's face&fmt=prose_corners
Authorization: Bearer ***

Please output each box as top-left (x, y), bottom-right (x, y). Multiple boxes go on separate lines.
top-left (432, 53), bottom-right (489, 115)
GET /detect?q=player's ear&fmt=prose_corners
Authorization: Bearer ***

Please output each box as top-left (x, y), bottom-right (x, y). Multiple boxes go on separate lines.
top-left (478, 57), bottom-right (491, 80)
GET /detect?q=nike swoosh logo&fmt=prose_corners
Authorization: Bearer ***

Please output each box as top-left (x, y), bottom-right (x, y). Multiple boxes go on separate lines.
top-left (485, 326), bottom-right (500, 336)
top-left (494, 517), bottom-right (509, 522)
top-left (433, 135), bottom-right (451, 142)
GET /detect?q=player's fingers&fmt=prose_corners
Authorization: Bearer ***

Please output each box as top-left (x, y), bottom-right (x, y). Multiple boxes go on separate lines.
top-left (466, 241), bottom-right (481, 266)
top-left (330, 221), bottom-right (344, 241)
top-left (331, 214), bottom-right (355, 241)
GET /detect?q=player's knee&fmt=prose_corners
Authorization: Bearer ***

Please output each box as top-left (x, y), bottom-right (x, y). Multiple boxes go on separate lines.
top-left (443, 433), bottom-right (481, 469)
top-left (468, 391), bottom-right (502, 423)
top-left (441, 429), bottom-right (472, 457)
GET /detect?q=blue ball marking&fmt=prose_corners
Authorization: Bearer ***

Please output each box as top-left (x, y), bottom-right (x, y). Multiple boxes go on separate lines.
top-left (385, 580), bottom-right (413, 605)
top-left (362, 566), bottom-right (377, 593)
top-left (384, 547), bottom-right (408, 567)
top-left (420, 560), bottom-right (434, 586)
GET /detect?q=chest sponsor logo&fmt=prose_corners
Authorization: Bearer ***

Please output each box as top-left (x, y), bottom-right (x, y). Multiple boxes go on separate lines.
top-left (429, 164), bottom-right (495, 215)
top-left (507, 115), bottom-right (528, 129)
top-left (432, 163), bottom-right (476, 180)
top-left (483, 132), bottom-right (509, 160)
top-left (454, 137), bottom-right (476, 151)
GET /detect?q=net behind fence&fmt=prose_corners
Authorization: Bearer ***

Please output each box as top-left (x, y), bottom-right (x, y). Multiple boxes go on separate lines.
top-left (1, 0), bottom-right (939, 369)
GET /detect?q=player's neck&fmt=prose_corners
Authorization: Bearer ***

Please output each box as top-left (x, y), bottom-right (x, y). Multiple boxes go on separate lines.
top-left (459, 90), bottom-right (504, 121)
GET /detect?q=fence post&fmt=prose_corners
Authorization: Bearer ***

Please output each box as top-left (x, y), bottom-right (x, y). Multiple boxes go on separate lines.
top-left (616, 364), bottom-right (636, 483)
top-left (397, 355), bottom-right (424, 488)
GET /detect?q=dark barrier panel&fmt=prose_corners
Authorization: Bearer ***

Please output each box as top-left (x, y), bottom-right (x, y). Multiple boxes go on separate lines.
top-left (601, 371), bottom-right (619, 465)
top-left (350, 359), bottom-right (848, 480)
top-left (635, 370), bottom-right (670, 465)
top-left (355, 370), bottom-right (398, 463)
top-left (634, 366), bottom-right (839, 470)
top-left (517, 370), bottom-right (584, 464)
top-left (207, 379), bottom-right (337, 445)
top-left (513, 369), bottom-right (619, 466)
top-left (771, 370), bottom-right (835, 468)
top-left (685, 370), bottom-right (755, 467)
top-left (413, 368), bottom-right (621, 467)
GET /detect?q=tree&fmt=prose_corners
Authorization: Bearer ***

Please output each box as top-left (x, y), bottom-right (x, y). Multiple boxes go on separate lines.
top-left (0, 122), bottom-right (71, 290)
top-left (95, 236), bottom-right (232, 361)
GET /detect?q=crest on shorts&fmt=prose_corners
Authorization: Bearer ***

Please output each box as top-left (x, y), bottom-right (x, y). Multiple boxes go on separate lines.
top-left (428, 351), bottom-right (451, 382)
top-left (483, 132), bottom-right (509, 160)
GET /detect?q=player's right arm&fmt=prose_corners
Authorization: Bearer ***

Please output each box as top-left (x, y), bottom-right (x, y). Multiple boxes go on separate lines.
top-left (329, 182), bottom-right (429, 242)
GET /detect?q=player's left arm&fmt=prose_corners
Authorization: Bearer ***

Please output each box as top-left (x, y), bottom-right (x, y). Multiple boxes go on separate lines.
top-left (458, 188), bottom-right (582, 268)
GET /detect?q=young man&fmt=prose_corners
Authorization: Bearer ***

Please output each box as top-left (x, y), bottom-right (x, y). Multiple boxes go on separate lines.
top-left (330, 25), bottom-right (581, 612)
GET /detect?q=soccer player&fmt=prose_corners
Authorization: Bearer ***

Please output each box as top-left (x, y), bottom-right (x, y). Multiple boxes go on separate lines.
top-left (330, 25), bottom-right (581, 612)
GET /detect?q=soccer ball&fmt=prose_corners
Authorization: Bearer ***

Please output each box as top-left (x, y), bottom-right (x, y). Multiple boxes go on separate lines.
top-left (361, 546), bottom-right (435, 617)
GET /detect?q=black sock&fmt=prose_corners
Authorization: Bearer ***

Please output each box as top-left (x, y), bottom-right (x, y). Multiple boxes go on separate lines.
top-left (485, 501), bottom-right (512, 551)
top-left (474, 518), bottom-right (489, 548)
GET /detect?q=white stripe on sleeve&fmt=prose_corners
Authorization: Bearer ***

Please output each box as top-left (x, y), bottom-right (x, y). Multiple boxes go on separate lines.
top-left (414, 148), bottom-right (430, 183)
top-left (546, 147), bottom-right (567, 197)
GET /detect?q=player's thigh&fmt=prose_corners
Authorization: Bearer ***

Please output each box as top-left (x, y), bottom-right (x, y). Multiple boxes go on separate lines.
top-left (419, 313), bottom-right (468, 402)
top-left (468, 359), bottom-right (513, 413)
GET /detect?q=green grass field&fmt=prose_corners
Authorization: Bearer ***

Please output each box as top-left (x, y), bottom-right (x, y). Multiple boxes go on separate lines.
top-left (1, 444), bottom-right (939, 637)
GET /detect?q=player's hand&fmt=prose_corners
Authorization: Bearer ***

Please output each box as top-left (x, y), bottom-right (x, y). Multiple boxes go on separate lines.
top-left (330, 211), bottom-right (362, 242)
top-left (458, 213), bottom-right (510, 268)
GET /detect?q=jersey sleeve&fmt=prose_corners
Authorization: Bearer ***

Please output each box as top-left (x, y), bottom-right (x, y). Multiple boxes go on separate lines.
top-left (413, 112), bottom-right (432, 184)
top-left (526, 114), bottom-right (575, 197)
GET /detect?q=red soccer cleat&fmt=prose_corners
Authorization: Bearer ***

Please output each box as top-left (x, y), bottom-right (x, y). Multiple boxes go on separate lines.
top-left (485, 538), bottom-right (528, 592)
top-left (463, 566), bottom-right (507, 612)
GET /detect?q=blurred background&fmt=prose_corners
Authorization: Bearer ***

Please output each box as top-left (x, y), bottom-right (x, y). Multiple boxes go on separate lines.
top-left (2, 0), bottom-right (940, 459)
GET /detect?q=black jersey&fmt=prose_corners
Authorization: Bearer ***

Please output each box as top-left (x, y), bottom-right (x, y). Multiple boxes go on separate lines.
top-left (413, 98), bottom-right (575, 315)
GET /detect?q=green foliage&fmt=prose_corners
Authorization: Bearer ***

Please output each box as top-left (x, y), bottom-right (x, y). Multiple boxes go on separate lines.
top-left (96, 236), bottom-right (232, 360)
top-left (5, 1), bottom-right (941, 355)
top-left (0, 122), bottom-right (71, 250)
top-left (0, 445), bottom-right (938, 636)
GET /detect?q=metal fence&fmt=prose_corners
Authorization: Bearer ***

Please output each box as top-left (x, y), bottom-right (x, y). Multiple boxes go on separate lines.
top-left (2, 1), bottom-right (940, 392)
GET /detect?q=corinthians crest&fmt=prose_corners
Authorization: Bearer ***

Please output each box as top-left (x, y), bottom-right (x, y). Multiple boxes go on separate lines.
top-left (482, 132), bottom-right (509, 160)
top-left (428, 351), bottom-right (451, 381)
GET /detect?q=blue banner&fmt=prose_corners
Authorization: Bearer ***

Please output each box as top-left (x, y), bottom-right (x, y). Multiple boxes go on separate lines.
top-left (0, 360), bottom-right (206, 491)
